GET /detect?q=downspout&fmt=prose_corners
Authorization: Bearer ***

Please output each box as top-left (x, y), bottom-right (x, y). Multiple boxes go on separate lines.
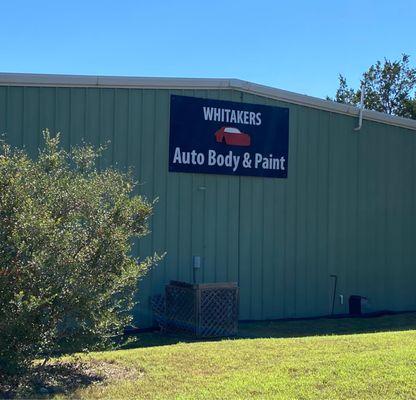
top-left (354, 85), bottom-right (365, 131)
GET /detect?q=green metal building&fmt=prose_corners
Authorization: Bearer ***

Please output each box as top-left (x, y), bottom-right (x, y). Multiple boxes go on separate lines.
top-left (1, 72), bottom-right (415, 327)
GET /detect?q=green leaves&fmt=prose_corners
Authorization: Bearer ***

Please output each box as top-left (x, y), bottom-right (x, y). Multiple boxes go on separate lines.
top-left (0, 132), bottom-right (155, 375)
top-left (331, 54), bottom-right (416, 119)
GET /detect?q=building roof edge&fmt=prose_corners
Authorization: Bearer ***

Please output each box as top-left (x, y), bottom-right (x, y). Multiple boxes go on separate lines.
top-left (1, 72), bottom-right (415, 131)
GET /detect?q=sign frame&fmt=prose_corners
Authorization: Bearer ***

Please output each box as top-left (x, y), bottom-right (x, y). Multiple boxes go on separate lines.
top-left (169, 95), bottom-right (289, 178)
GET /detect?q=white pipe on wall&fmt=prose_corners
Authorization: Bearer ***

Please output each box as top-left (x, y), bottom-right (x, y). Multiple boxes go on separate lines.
top-left (354, 85), bottom-right (366, 131)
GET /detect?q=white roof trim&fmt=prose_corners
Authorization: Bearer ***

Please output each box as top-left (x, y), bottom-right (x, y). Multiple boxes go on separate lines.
top-left (1, 72), bottom-right (416, 131)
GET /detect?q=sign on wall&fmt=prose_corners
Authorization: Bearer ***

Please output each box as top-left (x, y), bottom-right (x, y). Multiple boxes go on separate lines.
top-left (169, 95), bottom-right (289, 178)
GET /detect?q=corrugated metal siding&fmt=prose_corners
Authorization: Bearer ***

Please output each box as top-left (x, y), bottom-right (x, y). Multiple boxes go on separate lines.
top-left (1, 85), bottom-right (415, 326)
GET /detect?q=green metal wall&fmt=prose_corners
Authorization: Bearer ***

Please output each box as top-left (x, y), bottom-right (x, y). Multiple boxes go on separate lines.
top-left (1, 85), bottom-right (415, 326)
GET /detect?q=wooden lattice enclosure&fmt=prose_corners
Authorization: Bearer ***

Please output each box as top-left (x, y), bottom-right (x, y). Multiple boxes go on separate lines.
top-left (159, 281), bottom-right (239, 337)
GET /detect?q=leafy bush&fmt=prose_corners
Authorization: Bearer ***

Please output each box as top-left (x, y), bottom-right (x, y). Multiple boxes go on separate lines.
top-left (0, 131), bottom-right (156, 375)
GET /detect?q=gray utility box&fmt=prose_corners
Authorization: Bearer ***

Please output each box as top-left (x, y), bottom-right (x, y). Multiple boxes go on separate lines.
top-left (165, 281), bottom-right (239, 337)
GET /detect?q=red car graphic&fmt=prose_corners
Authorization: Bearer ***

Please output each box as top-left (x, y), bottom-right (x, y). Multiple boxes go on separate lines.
top-left (214, 127), bottom-right (251, 147)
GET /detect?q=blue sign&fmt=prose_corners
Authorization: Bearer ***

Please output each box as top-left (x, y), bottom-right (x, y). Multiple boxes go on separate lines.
top-left (169, 95), bottom-right (289, 178)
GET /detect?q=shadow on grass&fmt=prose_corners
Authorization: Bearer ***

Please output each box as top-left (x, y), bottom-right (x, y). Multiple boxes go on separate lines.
top-left (122, 311), bottom-right (416, 349)
top-left (3, 313), bottom-right (414, 397)
top-left (0, 361), bottom-right (110, 399)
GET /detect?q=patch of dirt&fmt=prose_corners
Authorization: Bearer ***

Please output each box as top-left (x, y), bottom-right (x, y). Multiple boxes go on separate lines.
top-left (75, 358), bottom-right (140, 383)
top-left (0, 359), bottom-right (141, 399)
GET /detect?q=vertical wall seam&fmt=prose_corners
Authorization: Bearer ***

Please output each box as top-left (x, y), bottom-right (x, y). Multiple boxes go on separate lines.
top-left (83, 88), bottom-right (88, 144)
top-left (293, 106), bottom-right (300, 316)
top-left (112, 90), bottom-right (116, 165)
top-left (260, 178), bottom-right (265, 319)
top-left (98, 89), bottom-right (102, 169)
top-left (176, 90), bottom-right (182, 280)
top-left (326, 112), bottom-right (332, 312)
top-left (383, 125), bottom-right (388, 302)
top-left (151, 90), bottom-right (157, 289)
top-left (38, 87), bottom-right (42, 149)
top-left (163, 91), bottom-right (169, 285)
top-left (5, 86), bottom-right (8, 134)
top-left (68, 88), bottom-right (72, 150)
top-left (237, 175), bottom-right (241, 289)
top-left (355, 122), bottom-right (360, 292)
top-left (272, 175), bottom-right (277, 317)
top-left (82, 88), bottom-right (86, 142)
top-left (126, 89), bottom-right (130, 168)
top-left (305, 108), bottom-right (310, 314)
top-left (314, 111), bottom-right (320, 313)
top-left (21, 87), bottom-right (24, 147)
top-left (53, 87), bottom-right (57, 150)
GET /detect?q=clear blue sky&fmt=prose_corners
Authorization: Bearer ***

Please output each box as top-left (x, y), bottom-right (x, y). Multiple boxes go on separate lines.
top-left (1, 0), bottom-right (415, 99)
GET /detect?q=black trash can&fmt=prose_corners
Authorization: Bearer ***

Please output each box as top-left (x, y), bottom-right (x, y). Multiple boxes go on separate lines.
top-left (349, 295), bottom-right (365, 315)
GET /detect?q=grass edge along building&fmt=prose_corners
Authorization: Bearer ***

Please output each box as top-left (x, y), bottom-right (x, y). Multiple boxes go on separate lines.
top-left (1, 72), bottom-right (415, 327)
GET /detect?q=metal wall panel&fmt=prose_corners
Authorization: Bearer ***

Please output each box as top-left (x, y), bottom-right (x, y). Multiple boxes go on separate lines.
top-left (0, 85), bottom-right (415, 326)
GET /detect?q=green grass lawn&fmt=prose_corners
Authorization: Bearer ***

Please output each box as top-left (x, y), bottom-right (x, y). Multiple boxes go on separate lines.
top-left (44, 313), bottom-right (416, 400)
